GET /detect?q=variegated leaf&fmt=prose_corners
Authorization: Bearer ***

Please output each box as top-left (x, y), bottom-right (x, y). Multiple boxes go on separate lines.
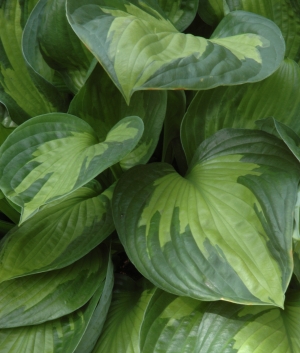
top-left (0, 0), bottom-right (65, 124)
top-left (0, 181), bottom-right (114, 282)
top-left (67, 0), bottom-right (285, 103)
top-left (0, 113), bottom-right (143, 223)
top-left (113, 129), bottom-right (300, 306)
top-left (0, 246), bottom-right (107, 327)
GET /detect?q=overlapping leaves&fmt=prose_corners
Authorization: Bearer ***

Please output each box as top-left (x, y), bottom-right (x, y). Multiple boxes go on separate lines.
top-left (67, 0), bottom-right (285, 103)
top-left (0, 113), bottom-right (143, 223)
top-left (113, 129), bottom-right (300, 306)
top-left (0, 181), bottom-right (114, 282)
top-left (95, 276), bottom-right (300, 352)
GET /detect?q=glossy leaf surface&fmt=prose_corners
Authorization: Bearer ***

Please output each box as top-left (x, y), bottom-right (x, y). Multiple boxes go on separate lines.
top-left (0, 113), bottom-right (143, 223)
top-left (67, 0), bottom-right (285, 103)
top-left (113, 129), bottom-right (300, 306)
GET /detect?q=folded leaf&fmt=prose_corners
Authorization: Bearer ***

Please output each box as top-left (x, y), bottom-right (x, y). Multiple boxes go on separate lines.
top-left (0, 182), bottom-right (114, 281)
top-left (0, 246), bottom-right (107, 327)
top-left (67, 0), bottom-right (285, 103)
top-left (0, 113), bottom-right (143, 223)
top-left (0, 0), bottom-right (65, 124)
top-left (24, 0), bottom-right (94, 94)
top-left (113, 129), bottom-right (300, 306)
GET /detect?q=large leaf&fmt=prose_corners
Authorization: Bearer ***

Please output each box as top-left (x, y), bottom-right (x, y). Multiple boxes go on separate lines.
top-left (181, 58), bottom-right (300, 163)
top-left (0, 113), bottom-right (144, 223)
top-left (0, 246), bottom-right (107, 327)
top-left (24, 0), bottom-right (94, 94)
top-left (0, 0), bottom-right (65, 124)
top-left (0, 181), bottom-right (113, 281)
top-left (224, 0), bottom-right (300, 62)
top-left (113, 129), bottom-right (300, 306)
top-left (255, 118), bottom-right (300, 283)
top-left (68, 63), bottom-right (167, 170)
top-left (156, 0), bottom-right (200, 31)
top-left (195, 290), bottom-right (300, 352)
top-left (0, 252), bottom-right (113, 353)
top-left (66, 0), bottom-right (285, 103)
top-left (93, 276), bottom-right (207, 353)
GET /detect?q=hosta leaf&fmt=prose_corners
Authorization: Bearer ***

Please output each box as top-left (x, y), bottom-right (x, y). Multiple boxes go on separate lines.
top-left (181, 58), bottom-right (300, 163)
top-left (93, 276), bottom-right (156, 353)
top-left (24, 0), bottom-right (94, 94)
top-left (113, 129), bottom-right (300, 306)
top-left (74, 253), bottom-right (114, 353)
top-left (0, 104), bottom-right (15, 146)
top-left (0, 252), bottom-right (113, 353)
top-left (195, 290), bottom-right (300, 352)
top-left (224, 0), bottom-right (300, 62)
top-left (198, 0), bottom-right (224, 26)
top-left (162, 91), bottom-right (186, 164)
top-left (139, 288), bottom-right (208, 353)
top-left (0, 181), bottom-right (114, 281)
top-left (0, 190), bottom-right (20, 224)
top-left (0, 0), bottom-right (65, 124)
top-left (0, 246), bottom-right (107, 327)
top-left (68, 64), bottom-right (167, 170)
top-left (0, 113), bottom-right (143, 223)
top-left (67, 0), bottom-right (285, 103)
top-left (0, 221), bottom-right (14, 238)
top-left (93, 276), bottom-right (207, 353)
top-left (156, 0), bottom-right (200, 31)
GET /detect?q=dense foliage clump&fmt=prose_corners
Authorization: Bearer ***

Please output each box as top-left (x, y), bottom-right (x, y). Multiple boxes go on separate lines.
top-left (0, 0), bottom-right (300, 352)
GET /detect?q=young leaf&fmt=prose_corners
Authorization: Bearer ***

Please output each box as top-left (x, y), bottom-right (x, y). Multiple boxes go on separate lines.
top-left (0, 0), bottom-right (66, 124)
top-left (113, 129), bottom-right (300, 306)
top-left (0, 181), bottom-right (114, 282)
top-left (67, 0), bottom-right (285, 103)
top-left (0, 113), bottom-right (144, 223)
top-left (68, 64), bottom-right (167, 170)
top-left (181, 58), bottom-right (300, 163)
top-left (0, 246), bottom-right (107, 327)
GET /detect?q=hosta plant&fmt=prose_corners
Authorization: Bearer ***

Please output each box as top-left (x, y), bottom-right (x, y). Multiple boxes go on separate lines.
top-left (0, 0), bottom-right (300, 352)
